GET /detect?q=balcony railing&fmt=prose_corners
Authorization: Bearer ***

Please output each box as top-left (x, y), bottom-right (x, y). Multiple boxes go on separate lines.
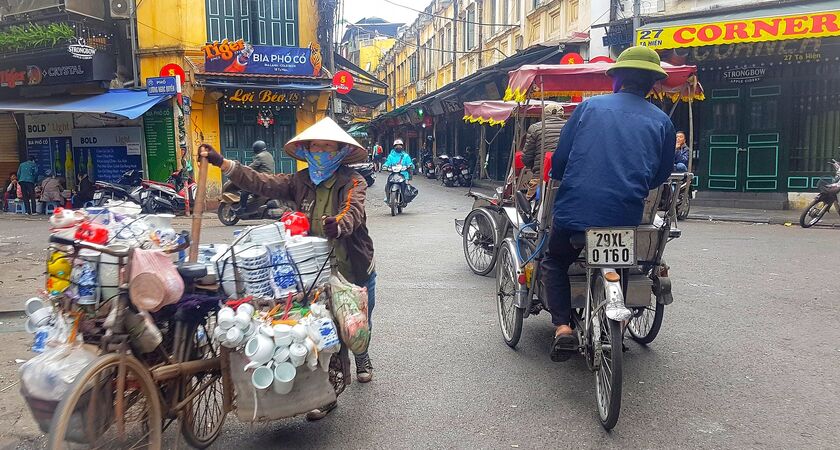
top-left (0, 19), bottom-right (113, 58)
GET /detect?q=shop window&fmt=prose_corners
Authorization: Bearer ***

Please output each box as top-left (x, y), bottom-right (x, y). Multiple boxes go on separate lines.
top-left (789, 69), bottom-right (840, 174)
top-left (749, 98), bottom-right (778, 130)
top-left (465, 6), bottom-right (476, 50)
top-left (206, 0), bottom-right (298, 46)
top-left (712, 103), bottom-right (738, 133)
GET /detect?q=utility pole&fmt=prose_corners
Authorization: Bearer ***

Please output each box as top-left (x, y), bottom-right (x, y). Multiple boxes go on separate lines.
top-left (632, 0), bottom-right (641, 37)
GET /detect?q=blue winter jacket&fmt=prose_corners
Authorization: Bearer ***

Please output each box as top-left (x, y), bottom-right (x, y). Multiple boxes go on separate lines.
top-left (383, 150), bottom-right (413, 180)
top-left (551, 91), bottom-right (676, 231)
top-left (17, 160), bottom-right (38, 184)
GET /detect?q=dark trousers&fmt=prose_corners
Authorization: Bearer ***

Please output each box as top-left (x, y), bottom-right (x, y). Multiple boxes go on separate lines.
top-left (542, 227), bottom-right (583, 326)
top-left (19, 182), bottom-right (35, 214)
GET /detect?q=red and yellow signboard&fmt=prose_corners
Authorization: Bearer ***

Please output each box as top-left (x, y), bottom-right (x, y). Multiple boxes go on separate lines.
top-left (637, 10), bottom-right (840, 49)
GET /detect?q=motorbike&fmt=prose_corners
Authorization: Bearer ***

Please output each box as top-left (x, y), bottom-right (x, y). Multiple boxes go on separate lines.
top-left (217, 180), bottom-right (288, 226)
top-left (140, 169), bottom-right (197, 215)
top-left (385, 164), bottom-right (413, 216)
top-left (437, 154), bottom-right (456, 187)
top-left (93, 170), bottom-right (143, 206)
top-left (348, 162), bottom-right (376, 187)
top-left (420, 151), bottom-right (436, 179)
top-left (452, 155), bottom-right (473, 187)
top-left (800, 159), bottom-right (840, 228)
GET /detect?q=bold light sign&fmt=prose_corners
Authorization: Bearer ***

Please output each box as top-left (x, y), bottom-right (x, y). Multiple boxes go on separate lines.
top-left (637, 10), bottom-right (840, 50)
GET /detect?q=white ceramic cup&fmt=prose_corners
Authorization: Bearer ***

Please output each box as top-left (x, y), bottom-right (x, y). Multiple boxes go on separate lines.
top-left (273, 346), bottom-right (290, 363)
top-left (251, 366), bottom-right (274, 390)
top-left (236, 303), bottom-right (255, 317)
top-left (242, 320), bottom-right (257, 338)
top-left (289, 342), bottom-right (307, 367)
top-left (291, 324), bottom-right (307, 343)
top-left (273, 324), bottom-right (293, 346)
top-left (272, 362), bottom-right (296, 394)
top-left (25, 298), bottom-right (45, 316)
top-left (244, 334), bottom-right (275, 369)
top-left (217, 307), bottom-right (235, 330)
top-left (234, 310), bottom-right (252, 329)
top-left (27, 306), bottom-right (53, 332)
top-left (225, 327), bottom-right (244, 347)
top-left (212, 325), bottom-right (226, 342)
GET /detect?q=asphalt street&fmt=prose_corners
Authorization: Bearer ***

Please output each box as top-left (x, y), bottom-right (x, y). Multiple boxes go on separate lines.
top-left (0, 176), bottom-right (838, 448)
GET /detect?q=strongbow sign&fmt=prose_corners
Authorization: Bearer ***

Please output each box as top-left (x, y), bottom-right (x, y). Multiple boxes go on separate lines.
top-left (723, 66), bottom-right (767, 84)
top-left (638, 10), bottom-right (840, 49)
top-left (68, 39), bottom-right (96, 60)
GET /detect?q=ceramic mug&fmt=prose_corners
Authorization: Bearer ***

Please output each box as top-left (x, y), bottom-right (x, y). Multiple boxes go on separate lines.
top-left (234, 310), bottom-right (252, 329)
top-left (217, 307), bottom-right (235, 330)
top-left (244, 334), bottom-right (275, 370)
top-left (272, 362), bottom-right (296, 394)
top-left (26, 306), bottom-right (53, 333)
top-left (273, 346), bottom-right (291, 363)
top-left (289, 342), bottom-right (307, 367)
top-left (251, 366), bottom-right (274, 390)
top-left (291, 324), bottom-right (307, 343)
top-left (224, 327), bottom-right (244, 348)
top-left (25, 298), bottom-right (45, 316)
top-left (236, 303), bottom-right (255, 317)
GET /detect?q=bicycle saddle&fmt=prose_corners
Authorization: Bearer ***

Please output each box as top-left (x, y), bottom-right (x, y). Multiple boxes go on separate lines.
top-left (177, 262), bottom-right (208, 281)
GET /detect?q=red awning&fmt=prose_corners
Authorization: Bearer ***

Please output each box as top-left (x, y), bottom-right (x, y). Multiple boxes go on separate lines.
top-left (504, 62), bottom-right (704, 103)
top-left (462, 100), bottom-right (578, 127)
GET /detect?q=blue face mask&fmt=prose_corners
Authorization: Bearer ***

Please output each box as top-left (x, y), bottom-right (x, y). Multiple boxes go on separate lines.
top-left (295, 145), bottom-right (350, 185)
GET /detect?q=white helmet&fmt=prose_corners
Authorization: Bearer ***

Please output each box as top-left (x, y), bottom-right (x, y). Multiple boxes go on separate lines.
top-left (393, 139), bottom-right (404, 146)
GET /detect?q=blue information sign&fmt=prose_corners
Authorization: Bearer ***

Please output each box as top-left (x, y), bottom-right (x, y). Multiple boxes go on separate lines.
top-left (146, 76), bottom-right (178, 96)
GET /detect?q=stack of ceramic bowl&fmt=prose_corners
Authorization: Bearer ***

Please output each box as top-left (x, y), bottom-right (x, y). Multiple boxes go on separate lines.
top-left (249, 223), bottom-right (286, 246)
top-left (236, 246), bottom-right (274, 298)
top-left (310, 238), bottom-right (331, 271)
top-left (269, 247), bottom-right (297, 296)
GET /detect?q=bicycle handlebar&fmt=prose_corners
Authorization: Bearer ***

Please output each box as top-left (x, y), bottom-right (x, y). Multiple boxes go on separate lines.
top-left (49, 232), bottom-right (191, 256)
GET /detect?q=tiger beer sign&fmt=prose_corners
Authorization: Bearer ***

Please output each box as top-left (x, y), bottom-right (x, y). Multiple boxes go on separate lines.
top-left (637, 10), bottom-right (840, 50)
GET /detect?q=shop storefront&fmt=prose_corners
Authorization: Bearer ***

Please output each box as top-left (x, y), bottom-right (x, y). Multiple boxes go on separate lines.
top-left (187, 38), bottom-right (334, 190)
top-left (639, 2), bottom-right (840, 207)
top-left (0, 44), bottom-right (179, 186)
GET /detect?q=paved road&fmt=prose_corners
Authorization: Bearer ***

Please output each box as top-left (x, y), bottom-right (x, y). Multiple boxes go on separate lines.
top-left (1, 176), bottom-right (838, 448)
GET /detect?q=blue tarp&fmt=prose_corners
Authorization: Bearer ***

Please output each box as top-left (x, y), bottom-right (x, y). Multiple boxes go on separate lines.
top-left (0, 89), bottom-right (171, 119)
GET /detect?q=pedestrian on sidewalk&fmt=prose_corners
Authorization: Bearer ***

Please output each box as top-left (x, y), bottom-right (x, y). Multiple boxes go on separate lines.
top-left (199, 117), bottom-right (377, 420)
top-left (16, 156), bottom-right (38, 215)
top-left (3, 172), bottom-right (21, 212)
top-left (38, 170), bottom-right (65, 206)
top-left (544, 46), bottom-right (676, 362)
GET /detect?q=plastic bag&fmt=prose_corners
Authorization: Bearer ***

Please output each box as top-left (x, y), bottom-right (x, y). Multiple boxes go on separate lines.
top-left (405, 184), bottom-right (419, 203)
top-left (19, 345), bottom-right (96, 401)
top-left (129, 248), bottom-right (184, 311)
top-left (328, 273), bottom-right (370, 354)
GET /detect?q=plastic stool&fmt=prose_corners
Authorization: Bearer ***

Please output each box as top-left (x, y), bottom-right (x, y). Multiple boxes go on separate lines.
top-left (14, 201), bottom-right (26, 214)
top-left (45, 202), bottom-right (59, 215)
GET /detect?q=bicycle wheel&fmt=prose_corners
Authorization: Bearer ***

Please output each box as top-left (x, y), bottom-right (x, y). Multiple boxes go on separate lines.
top-left (48, 353), bottom-right (162, 450)
top-left (496, 241), bottom-right (523, 348)
top-left (179, 317), bottom-right (227, 449)
top-left (591, 276), bottom-right (623, 430)
top-left (628, 298), bottom-right (664, 345)
top-left (463, 208), bottom-right (499, 276)
top-left (799, 198), bottom-right (830, 228)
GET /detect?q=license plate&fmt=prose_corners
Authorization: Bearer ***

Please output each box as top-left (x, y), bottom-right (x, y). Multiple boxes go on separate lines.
top-left (93, 192), bottom-right (102, 200)
top-left (446, 172), bottom-right (453, 178)
top-left (585, 228), bottom-right (635, 267)
top-left (461, 169), bottom-right (469, 175)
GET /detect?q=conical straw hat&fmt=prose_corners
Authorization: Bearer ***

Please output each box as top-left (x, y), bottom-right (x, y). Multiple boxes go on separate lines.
top-left (283, 117), bottom-right (367, 164)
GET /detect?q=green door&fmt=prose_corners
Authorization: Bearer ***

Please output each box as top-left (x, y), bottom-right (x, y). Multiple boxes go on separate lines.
top-left (220, 108), bottom-right (297, 174)
top-left (704, 85), bottom-right (781, 191)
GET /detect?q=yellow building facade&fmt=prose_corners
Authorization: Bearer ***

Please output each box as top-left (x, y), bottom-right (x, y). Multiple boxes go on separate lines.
top-left (136, 0), bottom-right (334, 196)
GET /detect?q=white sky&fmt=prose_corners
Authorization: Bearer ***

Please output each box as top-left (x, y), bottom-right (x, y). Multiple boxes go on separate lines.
top-left (342, 0), bottom-right (428, 27)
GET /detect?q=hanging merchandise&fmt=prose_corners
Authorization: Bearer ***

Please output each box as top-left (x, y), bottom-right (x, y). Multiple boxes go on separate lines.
top-left (257, 109), bottom-right (275, 128)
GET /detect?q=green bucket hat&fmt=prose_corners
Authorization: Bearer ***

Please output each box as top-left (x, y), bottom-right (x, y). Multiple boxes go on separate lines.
top-left (606, 46), bottom-right (668, 80)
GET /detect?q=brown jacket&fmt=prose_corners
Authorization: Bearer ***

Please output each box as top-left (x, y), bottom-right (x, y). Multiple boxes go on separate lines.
top-left (228, 163), bottom-right (375, 285)
top-left (523, 115), bottom-right (566, 176)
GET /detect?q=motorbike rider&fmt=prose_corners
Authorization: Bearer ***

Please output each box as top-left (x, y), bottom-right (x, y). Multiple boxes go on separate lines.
top-left (544, 46), bottom-right (676, 362)
top-left (383, 139), bottom-right (415, 201)
top-left (237, 140), bottom-right (276, 211)
top-left (199, 117), bottom-right (377, 420)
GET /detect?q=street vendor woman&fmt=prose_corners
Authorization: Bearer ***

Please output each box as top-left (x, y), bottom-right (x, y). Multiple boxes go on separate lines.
top-left (199, 117), bottom-right (376, 420)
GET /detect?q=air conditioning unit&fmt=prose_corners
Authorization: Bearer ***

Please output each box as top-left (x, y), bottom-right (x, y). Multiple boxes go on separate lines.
top-left (3, 0), bottom-right (105, 20)
top-left (109, 0), bottom-right (131, 19)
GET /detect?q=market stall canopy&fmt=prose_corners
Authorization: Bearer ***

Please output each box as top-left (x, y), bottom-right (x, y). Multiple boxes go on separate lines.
top-left (463, 100), bottom-right (578, 127)
top-left (0, 89), bottom-right (171, 119)
top-left (504, 62), bottom-right (704, 103)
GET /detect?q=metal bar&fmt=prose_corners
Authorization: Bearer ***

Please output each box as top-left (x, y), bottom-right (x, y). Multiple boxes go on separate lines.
top-left (220, 347), bottom-right (234, 413)
top-left (151, 357), bottom-right (221, 383)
